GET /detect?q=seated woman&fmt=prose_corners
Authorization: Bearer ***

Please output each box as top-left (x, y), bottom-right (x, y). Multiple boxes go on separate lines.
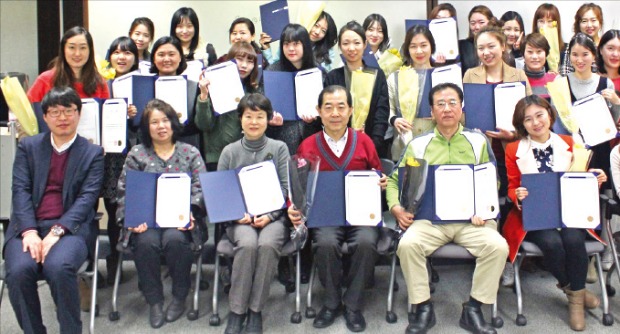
top-left (219, 93), bottom-right (290, 334)
top-left (116, 99), bottom-right (206, 329)
top-left (503, 95), bottom-right (606, 331)
top-left (195, 41), bottom-right (262, 171)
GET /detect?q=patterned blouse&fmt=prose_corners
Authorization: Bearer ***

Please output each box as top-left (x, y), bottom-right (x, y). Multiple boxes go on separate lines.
top-left (531, 137), bottom-right (554, 173)
top-left (115, 141), bottom-right (206, 224)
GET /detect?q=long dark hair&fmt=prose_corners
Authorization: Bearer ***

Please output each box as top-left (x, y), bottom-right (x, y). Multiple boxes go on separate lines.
top-left (129, 17), bottom-right (155, 59)
top-left (149, 36), bottom-right (188, 75)
top-left (400, 25), bottom-right (436, 67)
top-left (170, 7), bottom-right (200, 55)
top-left (106, 37), bottom-right (139, 76)
top-left (52, 26), bottom-right (104, 96)
top-left (279, 24), bottom-right (316, 71)
top-left (312, 11), bottom-right (337, 66)
top-left (500, 11), bottom-right (525, 36)
top-left (597, 30), bottom-right (620, 76)
top-left (363, 13), bottom-right (389, 52)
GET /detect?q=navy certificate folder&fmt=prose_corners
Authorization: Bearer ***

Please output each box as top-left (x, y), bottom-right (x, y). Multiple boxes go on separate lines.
top-left (417, 69), bottom-right (434, 118)
top-left (259, 0), bottom-right (289, 41)
top-left (125, 171), bottom-right (158, 228)
top-left (307, 171), bottom-right (345, 227)
top-left (463, 83), bottom-right (495, 132)
top-left (199, 170), bottom-right (246, 223)
top-left (263, 71), bottom-right (296, 120)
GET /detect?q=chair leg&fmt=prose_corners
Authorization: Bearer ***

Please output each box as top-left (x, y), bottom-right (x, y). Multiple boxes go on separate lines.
top-left (187, 255), bottom-right (202, 321)
top-left (491, 302), bottom-right (503, 328)
top-left (594, 253), bottom-right (614, 326)
top-left (305, 262), bottom-right (316, 318)
top-left (88, 237), bottom-right (100, 334)
top-left (514, 254), bottom-right (526, 326)
top-left (209, 255), bottom-right (221, 326)
top-left (290, 251), bottom-right (302, 324)
top-left (385, 252), bottom-right (397, 323)
top-left (605, 217), bottom-right (620, 291)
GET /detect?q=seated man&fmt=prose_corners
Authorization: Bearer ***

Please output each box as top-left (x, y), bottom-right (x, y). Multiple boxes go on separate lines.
top-left (3, 87), bottom-right (104, 334)
top-left (288, 85), bottom-right (387, 332)
top-left (386, 83), bottom-right (509, 334)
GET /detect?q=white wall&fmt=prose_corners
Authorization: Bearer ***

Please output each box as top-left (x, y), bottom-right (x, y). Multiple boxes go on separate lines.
top-left (87, 0), bottom-right (428, 68)
top-left (0, 0), bottom-right (39, 84)
top-left (441, 0), bottom-right (620, 41)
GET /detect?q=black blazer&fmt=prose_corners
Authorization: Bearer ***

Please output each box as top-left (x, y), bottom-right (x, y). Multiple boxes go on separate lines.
top-left (459, 38), bottom-right (479, 76)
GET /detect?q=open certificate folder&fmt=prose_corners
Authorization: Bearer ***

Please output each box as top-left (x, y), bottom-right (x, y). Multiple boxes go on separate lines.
top-left (264, 68), bottom-right (323, 120)
top-left (428, 18), bottom-right (459, 60)
top-left (199, 161), bottom-right (285, 223)
top-left (345, 171), bottom-right (382, 226)
top-left (522, 172), bottom-right (600, 230)
top-left (431, 64), bottom-right (463, 91)
top-left (295, 68), bottom-right (322, 118)
top-left (571, 93), bottom-right (617, 146)
top-left (101, 99), bottom-right (128, 153)
top-left (463, 82), bottom-right (526, 132)
top-left (112, 72), bottom-right (156, 127)
top-left (77, 99), bottom-right (100, 145)
top-left (124, 171), bottom-right (191, 228)
top-left (494, 82), bottom-right (526, 132)
top-left (259, 0), bottom-right (289, 41)
top-left (203, 61), bottom-right (245, 115)
top-left (155, 76), bottom-right (188, 123)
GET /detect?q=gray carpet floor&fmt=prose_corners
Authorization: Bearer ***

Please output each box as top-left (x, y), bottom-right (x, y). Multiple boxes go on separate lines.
top-left (2, 258), bottom-right (620, 334)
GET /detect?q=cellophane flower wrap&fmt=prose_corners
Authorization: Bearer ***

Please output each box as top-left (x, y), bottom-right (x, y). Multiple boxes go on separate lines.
top-left (399, 157), bottom-right (428, 214)
top-left (547, 76), bottom-right (579, 133)
top-left (351, 69), bottom-right (377, 130)
top-left (540, 21), bottom-right (560, 72)
top-left (287, 153), bottom-right (320, 249)
top-left (0, 76), bottom-right (38, 136)
top-left (378, 49), bottom-right (404, 78)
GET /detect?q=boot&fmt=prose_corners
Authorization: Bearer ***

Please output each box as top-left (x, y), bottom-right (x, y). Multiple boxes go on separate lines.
top-left (566, 289), bottom-right (585, 331)
top-left (558, 284), bottom-right (600, 309)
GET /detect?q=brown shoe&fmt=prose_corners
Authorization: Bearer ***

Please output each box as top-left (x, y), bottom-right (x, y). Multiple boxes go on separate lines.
top-left (558, 284), bottom-right (600, 309)
top-left (79, 277), bottom-right (91, 312)
top-left (566, 289), bottom-right (585, 331)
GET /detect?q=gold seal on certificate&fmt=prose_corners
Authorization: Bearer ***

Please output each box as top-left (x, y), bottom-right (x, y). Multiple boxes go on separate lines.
top-left (117, 140), bottom-right (122, 146)
top-left (179, 214), bottom-right (184, 221)
top-left (369, 213), bottom-right (375, 220)
top-left (449, 49), bottom-right (455, 55)
top-left (489, 205), bottom-right (495, 212)
top-left (177, 112), bottom-right (182, 118)
top-left (235, 97), bottom-right (241, 102)
top-left (587, 216), bottom-right (593, 222)
top-left (605, 128), bottom-right (611, 134)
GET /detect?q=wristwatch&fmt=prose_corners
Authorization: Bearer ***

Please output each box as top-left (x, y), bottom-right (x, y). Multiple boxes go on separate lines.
top-left (51, 225), bottom-right (65, 237)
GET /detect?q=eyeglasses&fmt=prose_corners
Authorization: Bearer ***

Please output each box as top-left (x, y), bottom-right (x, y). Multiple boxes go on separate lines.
top-left (47, 108), bottom-right (77, 118)
top-left (433, 99), bottom-right (460, 108)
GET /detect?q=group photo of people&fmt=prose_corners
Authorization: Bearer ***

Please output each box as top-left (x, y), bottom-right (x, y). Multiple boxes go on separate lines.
top-left (2, 1), bottom-right (620, 333)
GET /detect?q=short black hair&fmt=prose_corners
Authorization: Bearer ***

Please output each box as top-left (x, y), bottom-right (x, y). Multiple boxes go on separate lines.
top-left (428, 83), bottom-right (463, 106)
top-left (140, 99), bottom-right (183, 147)
top-left (106, 36), bottom-right (140, 74)
top-left (237, 93), bottom-right (274, 121)
top-left (149, 36), bottom-right (187, 75)
top-left (318, 85), bottom-right (352, 107)
top-left (41, 86), bottom-right (82, 114)
top-left (338, 21), bottom-right (366, 46)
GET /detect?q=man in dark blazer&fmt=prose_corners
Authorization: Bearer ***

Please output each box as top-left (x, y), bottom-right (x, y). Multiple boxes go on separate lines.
top-left (3, 86), bottom-right (104, 334)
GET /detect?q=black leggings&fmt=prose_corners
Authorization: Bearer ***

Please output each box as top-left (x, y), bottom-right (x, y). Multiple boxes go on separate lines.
top-left (525, 228), bottom-right (588, 290)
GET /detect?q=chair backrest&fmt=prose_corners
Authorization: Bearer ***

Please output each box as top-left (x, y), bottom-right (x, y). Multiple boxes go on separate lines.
top-left (0, 121), bottom-right (17, 221)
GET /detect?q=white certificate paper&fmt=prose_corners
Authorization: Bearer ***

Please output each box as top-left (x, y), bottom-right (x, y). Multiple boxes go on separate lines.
top-left (78, 98), bottom-right (100, 146)
top-left (101, 99), bottom-right (128, 153)
top-left (434, 165), bottom-right (475, 220)
top-left (571, 93), bottom-right (617, 146)
top-left (238, 161), bottom-right (285, 216)
top-left (431, 64), bottom-right (463, 91)
top-left (183, 60), bottom-right (205, 83)
top-left (494, 82), bottom-right (525, 131)
top-left (474, 163), bottom-right (499, 220)
top-left (156, 173), bottom-right (191, 228)
top-left (428, 18), bottom-right (459, 60)
top-left (112, 72), bottom-right (135, 104)
top-left (560, 173), bottom-right (600, 229)
top-left (295, 68), bottom-right (323, 118)
top-left (203, 61), bottom-right (245, 115)
top-left (344, 171), bottom-right (382, 226)
top-left (155, 76), bottom-right (188, 123)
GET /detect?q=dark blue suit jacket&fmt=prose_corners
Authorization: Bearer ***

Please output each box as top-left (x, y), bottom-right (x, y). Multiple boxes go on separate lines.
top-left (4, 132), bottom-right (104, 253)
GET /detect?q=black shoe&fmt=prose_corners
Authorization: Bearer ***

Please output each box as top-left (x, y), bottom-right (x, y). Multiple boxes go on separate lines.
top-left (224, 311), bottom-right (246, 334)
top-left (149, 303), bottom-right (165, 329)
top-left (406, 303), bottom-right (435, 334)
top-left (165, 298), bottom-right (186, 322)
top-left (245, 310), bottom-right (263, 334)
top-left (344, 308), bottom-right (367, 332)
top-left (459, 303), bottom-right (496, 334)
top-left (277, 259), bottom-right (292, 286)
top-left (313, 305), bottom-right (343, 329)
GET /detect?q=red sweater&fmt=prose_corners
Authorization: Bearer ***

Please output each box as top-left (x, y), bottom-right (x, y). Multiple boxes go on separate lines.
top-left (27, 70), bottom-right (110, 103)
top-left (297, 128), bottom-right (382, 172)
top-left (36, 149), bottom-right (70, 221)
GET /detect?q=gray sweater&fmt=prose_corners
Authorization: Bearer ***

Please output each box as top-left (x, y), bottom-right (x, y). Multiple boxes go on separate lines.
top-left (567, 73), bottom-right (620, 122)
top-left (218, 135), bottom-right (290, 221)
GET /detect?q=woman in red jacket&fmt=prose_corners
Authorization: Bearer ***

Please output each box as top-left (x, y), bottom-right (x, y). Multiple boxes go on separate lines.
top-left (503, 95), bottom-right (606, 331)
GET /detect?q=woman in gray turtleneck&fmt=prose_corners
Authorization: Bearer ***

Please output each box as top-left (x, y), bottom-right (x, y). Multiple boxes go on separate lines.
top-left (217, 93), bottom-right (290, 334)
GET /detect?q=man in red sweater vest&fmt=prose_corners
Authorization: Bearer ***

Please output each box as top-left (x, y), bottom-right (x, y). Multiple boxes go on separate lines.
top-left (289, 85), bottom-right (387, 332)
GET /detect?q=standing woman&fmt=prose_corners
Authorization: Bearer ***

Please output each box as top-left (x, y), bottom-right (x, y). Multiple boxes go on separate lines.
top-left (597, 30), bottom-right (620, 91)
top-left (129, 17), bottom-right (155, 62)
top-left (28, 26), bottom-right (109, 103)
top-left (429, 3), bottom-right (457, 20)
top-left (195, 42), bottom-right (262, 171)
top-left (561, 3), bottom-right (604, 75)
top-left (116, 99), bottom-right (206, 328)
top-left (219, 93), bottom-right (290, 334)
top-left (170, 7), bottom-right (216, 67)
top-left (363, 14), bottom-right (390, 60)
top-left (216, 17), bottom-right (266, 71)
top-left (521, 33), bottom-right (556, 99)
top-left (260, 11), bottom-right (338, 71)
top-left (503, 95), bottom-right (606, 331)
top-left (500, 11), bottom-right (525, 67)
top-left (103, 36), bottom-right (140, 284)
top-left (388, 25), bottom-right (436, 160)
top-left (324, 21), bottom-right (390, 158)
top-left (265, 23), bottom-right (321, 155)
top-left (563, 33), bottom-right (620, 178)
top-left (459, 5), bottom-right (497, 76)
top-left (531, 3), bottom-right (565, 73)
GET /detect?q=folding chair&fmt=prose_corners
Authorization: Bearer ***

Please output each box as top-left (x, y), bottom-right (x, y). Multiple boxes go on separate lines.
top-left (600, 193), bottom-right (620, 297)
top-left (0, 213), bottom-right (102, 334)
top-left (209, 223), bottom-right (304, 326)
top-left (513, 240), bottom-right (613, 326)
top-left (108, 221), bottom-right (208, 321)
